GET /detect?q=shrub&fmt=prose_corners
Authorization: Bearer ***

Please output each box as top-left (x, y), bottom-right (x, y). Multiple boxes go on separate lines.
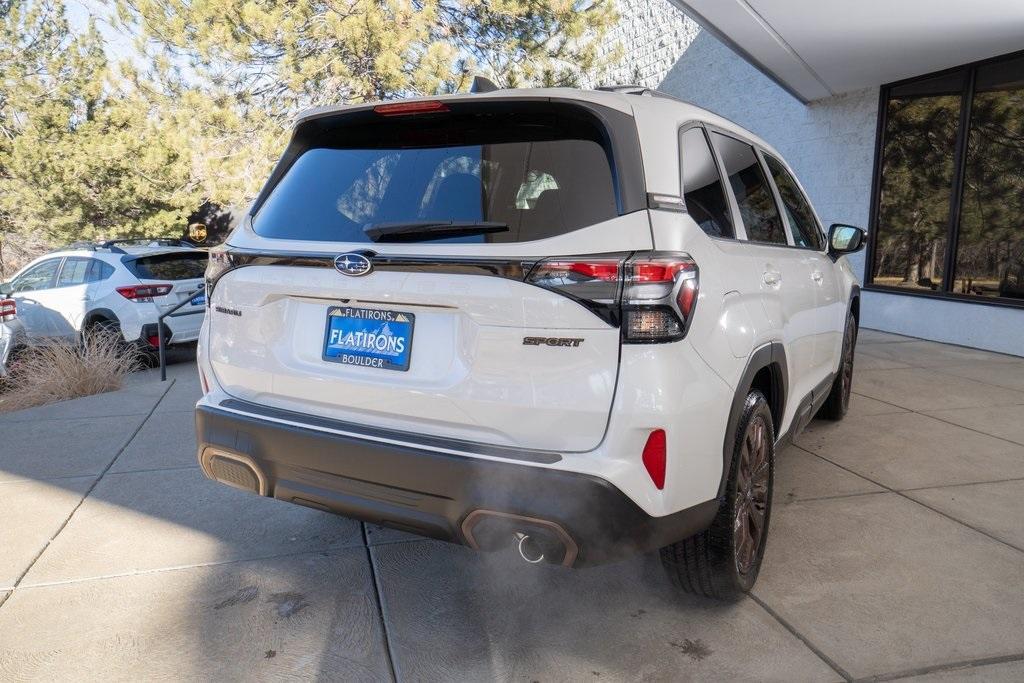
top-left (0, 329), bottom-right (143, 413)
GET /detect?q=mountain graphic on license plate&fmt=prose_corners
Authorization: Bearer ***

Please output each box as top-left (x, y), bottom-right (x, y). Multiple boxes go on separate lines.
top-left (322, 306), bottom-right (415, 371)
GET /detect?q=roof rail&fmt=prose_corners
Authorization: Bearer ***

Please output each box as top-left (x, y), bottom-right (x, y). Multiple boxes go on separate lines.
top-left (595, 84), bottom-right (688, 104)
top-left (98, 238), bottom-right (194, 249)
top-left (62, 241), bottom-right (128, 254)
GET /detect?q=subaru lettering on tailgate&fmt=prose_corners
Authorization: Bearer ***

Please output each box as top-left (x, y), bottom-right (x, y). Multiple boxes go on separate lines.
top-left (322, 306), bottom-right (415, 371)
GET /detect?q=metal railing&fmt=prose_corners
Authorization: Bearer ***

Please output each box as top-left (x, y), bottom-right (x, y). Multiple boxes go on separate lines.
top-left (158, 290), bottom-right (204, 381)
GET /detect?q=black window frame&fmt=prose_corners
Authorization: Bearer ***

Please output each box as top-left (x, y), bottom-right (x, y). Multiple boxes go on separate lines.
top-left (708, 129), bottom-right (792, 248)
top-left (866, 48), bottom-right (1024, 310)
top-left (677, 122), bottom-right (737, 240)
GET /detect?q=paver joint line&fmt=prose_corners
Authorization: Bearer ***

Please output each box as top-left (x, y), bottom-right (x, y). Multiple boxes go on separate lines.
top-left (0, 378), bottom-right (176, 607)
top-left (746, 592), bottom-right (853, 681)
top-left (850, 650), bottom-right (1024, 682)
top-left (793, 443), bottom-right (1024, 556)
top-left (361, 523), bottom-right (399, 683)
top-left (13, 545), bottom-right (368, 590)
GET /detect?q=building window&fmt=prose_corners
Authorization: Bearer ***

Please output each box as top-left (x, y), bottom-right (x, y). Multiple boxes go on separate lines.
top-left (869, 51), bottom-right (1024, 304)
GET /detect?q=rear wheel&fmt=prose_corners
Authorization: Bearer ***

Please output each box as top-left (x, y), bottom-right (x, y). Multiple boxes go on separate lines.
top-left (661, 390), bottom-right (775, 600)
top-left (817, 311), bottom-right (857, 421)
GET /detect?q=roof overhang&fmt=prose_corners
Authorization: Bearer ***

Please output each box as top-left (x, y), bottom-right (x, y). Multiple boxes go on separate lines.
top-left (669, 0), bottom-right (1024, 103)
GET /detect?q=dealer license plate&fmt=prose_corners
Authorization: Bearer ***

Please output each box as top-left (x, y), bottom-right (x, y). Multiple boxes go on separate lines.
top-left (322, 306), bottom-right (415, 371)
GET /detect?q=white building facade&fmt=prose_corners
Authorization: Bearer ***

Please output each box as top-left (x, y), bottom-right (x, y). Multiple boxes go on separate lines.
top-left (601, 0), bottom-right (1024, 356)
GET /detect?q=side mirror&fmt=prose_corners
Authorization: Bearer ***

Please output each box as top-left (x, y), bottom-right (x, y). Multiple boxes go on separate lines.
top-left (828, 224), bottom-right (866, 258)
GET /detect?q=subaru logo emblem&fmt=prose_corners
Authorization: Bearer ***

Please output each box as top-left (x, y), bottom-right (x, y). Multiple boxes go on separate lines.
top-left (334, 252), bottom-right (372, 277)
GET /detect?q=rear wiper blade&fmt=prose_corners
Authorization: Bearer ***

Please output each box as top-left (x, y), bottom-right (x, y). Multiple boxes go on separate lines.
top-left (364, 221), bottom-right (508, 243)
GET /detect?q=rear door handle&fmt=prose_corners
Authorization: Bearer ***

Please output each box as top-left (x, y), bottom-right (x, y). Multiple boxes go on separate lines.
top-left (763, 271), bottom-right (782, 287)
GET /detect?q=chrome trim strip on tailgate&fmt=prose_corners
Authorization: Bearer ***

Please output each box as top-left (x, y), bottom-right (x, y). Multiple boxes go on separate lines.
top-left (217, 398), bottom-right (563, 465)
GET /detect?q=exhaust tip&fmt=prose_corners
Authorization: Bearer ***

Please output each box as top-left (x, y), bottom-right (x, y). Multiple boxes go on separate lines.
top-left (461, 509), bottom-right (578, 567)
top-left (200, 448), bottom-right (267, 496)
top-left (515, 533), bottom-right (546, 564)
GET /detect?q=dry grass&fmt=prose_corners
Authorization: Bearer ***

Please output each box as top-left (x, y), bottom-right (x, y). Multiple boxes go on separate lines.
top-left (0, 329), bottom-right (144, 413)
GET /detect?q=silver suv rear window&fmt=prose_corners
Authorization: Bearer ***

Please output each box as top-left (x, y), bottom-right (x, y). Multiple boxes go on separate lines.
top-left (252, 105), bottom-right (620, 244)
top-left (126, 252), bottom-right (207, 280)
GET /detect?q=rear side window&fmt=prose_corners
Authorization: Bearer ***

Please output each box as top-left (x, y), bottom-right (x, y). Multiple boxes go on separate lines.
top-left (57, 258), bottom-right (114, 286)
top-left (764, 155), bottom-right (823, 250)
top-left (252, 106), bottom-right (619, 244)
top-left (680, 127), bottom-right (733, 238)
top-left (127, 252), bottom-right (207, 280)
top-left (712, 133), bottom-right (787, 245)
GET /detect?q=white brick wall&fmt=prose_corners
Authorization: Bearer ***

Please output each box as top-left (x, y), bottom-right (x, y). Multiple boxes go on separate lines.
top-left (601, 0), bottom-right (1024, 355)
top-left (594, 0), bottom-right (701, 88)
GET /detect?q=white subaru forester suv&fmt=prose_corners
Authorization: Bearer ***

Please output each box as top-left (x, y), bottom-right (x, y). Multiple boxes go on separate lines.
top-left (196, 86), bottom-right (865, 600)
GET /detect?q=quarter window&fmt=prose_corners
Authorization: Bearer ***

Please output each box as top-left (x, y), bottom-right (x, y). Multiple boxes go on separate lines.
top-left (680, 127), bottom-right (734, 238)
top-left (764, 155), bottom-right (823, 250)
top-left (711, 133), bottom-right (787, 245)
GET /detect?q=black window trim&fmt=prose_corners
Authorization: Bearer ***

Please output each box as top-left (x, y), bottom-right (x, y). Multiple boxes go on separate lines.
top-left (677, 120), bottom-right (739, 240)
top-left (760, 151), bottom-right (828, 253)
top-left (865, 47), bottom-right (1024, 310)
top-left (705, 125), bottom-right (799, 250)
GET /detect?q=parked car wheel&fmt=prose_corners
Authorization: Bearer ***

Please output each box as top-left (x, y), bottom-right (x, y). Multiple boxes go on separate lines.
top-left (660, 390), bottom-right (775, 600)
top-left (817, 311), bottom-right (857, 421)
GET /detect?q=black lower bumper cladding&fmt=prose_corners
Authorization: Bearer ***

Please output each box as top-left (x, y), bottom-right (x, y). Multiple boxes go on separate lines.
top-left (195, 402), bottom-right (718, 567)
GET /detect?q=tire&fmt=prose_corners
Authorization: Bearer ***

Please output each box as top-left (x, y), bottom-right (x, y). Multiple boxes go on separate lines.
top-left (817, 310), bottom-right (857, 421)
top-left (661, 390), bottom-right (775, 601)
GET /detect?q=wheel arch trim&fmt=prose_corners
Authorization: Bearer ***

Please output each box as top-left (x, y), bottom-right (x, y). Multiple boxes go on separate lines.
top-left (717, 342), bottom-right (788, 498)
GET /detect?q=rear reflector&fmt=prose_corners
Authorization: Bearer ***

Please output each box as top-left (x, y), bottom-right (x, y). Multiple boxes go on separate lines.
top-left (0, 298), bottom-right (15, 321)
top-left (117, 284), bottom-right (172, 301)
top-left (642, 429), bottom-right (667, 490)
top-left (373, 100), bottom-right (448, 116)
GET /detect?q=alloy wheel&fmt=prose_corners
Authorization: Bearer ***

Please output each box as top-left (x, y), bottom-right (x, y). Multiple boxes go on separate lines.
top-left (841, 322), bottom-right (855, 410)
top-left (734, 415), bottom-right (770, 577)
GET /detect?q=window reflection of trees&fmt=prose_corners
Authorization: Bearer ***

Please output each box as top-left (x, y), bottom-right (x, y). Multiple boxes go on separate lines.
top-left (872, 54), bottom-right (1024, 302)
top-left (954, 63), bottom-right (1024, 299)
top-left (875, 91), bottom-right (959, 291)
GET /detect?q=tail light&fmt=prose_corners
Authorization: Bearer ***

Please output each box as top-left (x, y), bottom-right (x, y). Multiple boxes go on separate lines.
top-left (622, 254), bottom-right (698, 343)
top-left (525, 251), bottom-right (698, 342)
top-left (526, 258), bottom-right (624, 326)
top-left (117, 284), bottom-right (172, 301)
top-left (146, 334), bottom-right (160, 347)
top-left (373, 100), bottom-right (448, 116)
top-left (0, 298), bottom-right (15, 322)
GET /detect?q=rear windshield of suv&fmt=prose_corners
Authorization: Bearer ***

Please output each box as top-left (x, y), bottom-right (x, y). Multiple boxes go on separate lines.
top-left (252, 104), bottom-right (620, 244)
top-left (127, 252), bottom-right (208, 280)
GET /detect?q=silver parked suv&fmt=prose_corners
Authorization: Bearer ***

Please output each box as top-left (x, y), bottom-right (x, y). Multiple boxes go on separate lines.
top-left (196, 86), bottom-right (866, 599)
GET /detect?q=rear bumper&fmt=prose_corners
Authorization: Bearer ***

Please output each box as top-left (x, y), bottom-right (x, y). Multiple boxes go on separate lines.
top-left (195, 403), bottom-right (719, 567)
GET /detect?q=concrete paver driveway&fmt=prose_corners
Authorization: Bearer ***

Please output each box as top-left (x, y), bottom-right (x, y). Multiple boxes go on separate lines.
top-left (1, 331), bottom-right (1024, 681)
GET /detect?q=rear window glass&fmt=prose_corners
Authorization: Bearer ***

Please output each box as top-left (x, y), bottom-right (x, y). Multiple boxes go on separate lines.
top-left (127, 252), bottom-right (207, 280)
top-left (252, 107), bottom-right (619, 244)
